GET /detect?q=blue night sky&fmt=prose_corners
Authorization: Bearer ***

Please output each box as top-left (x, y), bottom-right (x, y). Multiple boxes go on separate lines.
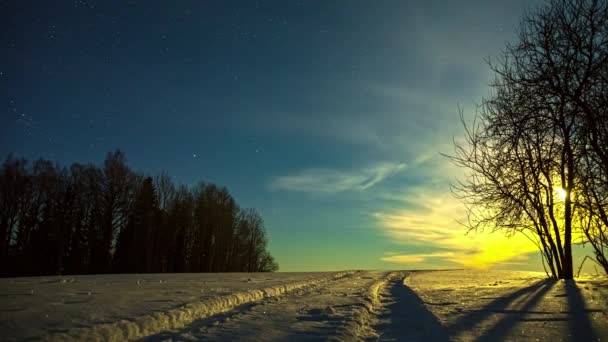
top-left (1, 0), bottom-right (547, 271)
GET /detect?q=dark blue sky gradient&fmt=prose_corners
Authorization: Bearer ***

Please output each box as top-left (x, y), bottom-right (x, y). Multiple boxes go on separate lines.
top-left (1, 0), bottom-right (540, 270)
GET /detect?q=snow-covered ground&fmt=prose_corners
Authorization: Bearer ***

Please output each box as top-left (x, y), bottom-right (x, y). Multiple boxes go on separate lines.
top-left (141, 271), bottom-right (396, 341)
top-left (1, 270), bottom-right (607, 341)
top-left (406, 270), bottom-right (608, 341)
top-left (0, 271), bottom-right (352, 341)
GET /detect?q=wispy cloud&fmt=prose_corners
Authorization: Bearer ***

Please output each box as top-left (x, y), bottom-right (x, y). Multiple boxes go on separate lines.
top-left (269, 162), bottom-right (406, 194)
top-left (381, 252), bottom-right (455, 264)
top-left (374, 189), bottom-right (539, 268)
top-left (249, 81), bottom-right (468, 157)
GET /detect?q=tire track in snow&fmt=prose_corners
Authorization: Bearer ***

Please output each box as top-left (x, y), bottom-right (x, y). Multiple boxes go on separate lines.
top-left (367, 273), bottom-right (449, 342)
top-left (329, 272), bottom-right (404, 341)
top-left (139, 275), bottom-right (352, 341)
top-left (139, 271), bottom-right (387, 341)
top-left (45, 271), bottom-right (357, 342)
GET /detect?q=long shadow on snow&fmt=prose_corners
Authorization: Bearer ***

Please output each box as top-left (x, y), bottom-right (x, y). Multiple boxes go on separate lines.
top-left (444, 278), bottom-right (548, 338)
top-left (474, 279), bottom-right (556, 341)
top-left (374, 278), bottom-right (449, 341)
top-left (564, 280), bottom-right (598, 341)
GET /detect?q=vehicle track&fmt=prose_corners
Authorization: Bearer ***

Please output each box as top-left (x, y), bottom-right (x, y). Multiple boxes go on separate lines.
top-left (368, 274), bottom-right (449, 342)
top-left (46, 271), bottom-right (356, 342)
top-left (140, 271), bottom-right (390, 341)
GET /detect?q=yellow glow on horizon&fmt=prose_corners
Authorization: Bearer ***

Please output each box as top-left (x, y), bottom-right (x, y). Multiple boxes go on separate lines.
top-left (375, 192), bottom-right (539, 269)
top-left (381, 252), bottom-right (455, 264)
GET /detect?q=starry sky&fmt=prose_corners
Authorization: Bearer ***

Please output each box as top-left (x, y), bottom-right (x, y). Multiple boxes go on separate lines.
top-left (2, 0), bottom-right (552, 271)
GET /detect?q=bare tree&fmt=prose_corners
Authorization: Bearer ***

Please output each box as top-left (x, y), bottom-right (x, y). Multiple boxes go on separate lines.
top-left (0, 155), bottom-right (29, 274)
top-left (448, 0), bottom-right (608, 278)
top-left (155, 170), bottom-right (175, 211)
top-left (91, 150), bottom-right (134, 273)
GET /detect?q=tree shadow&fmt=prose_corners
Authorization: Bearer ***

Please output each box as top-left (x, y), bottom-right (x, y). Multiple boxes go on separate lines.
top-left (564, 280), bottom-right (598, 341)
top-left (374, 278), bottom-right (449, 341)
top-left (475, 280), bottom-right (556, 341)
top-left (447, 279), bottom-right (601, 341)
top-left (447, 279), bottom-right (553, 338)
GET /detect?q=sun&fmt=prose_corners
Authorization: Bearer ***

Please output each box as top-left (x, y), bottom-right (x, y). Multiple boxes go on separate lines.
top-left (554, 187), bottom-right (567, 201)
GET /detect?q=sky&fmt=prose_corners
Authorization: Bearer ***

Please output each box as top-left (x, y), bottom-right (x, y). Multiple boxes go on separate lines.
top-left (1, 0), bottom-right (573, 272)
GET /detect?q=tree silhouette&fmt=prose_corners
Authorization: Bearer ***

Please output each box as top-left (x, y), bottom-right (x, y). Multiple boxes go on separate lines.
top-left (0, 150), bottom-right (278, 276)
top-left (449, 0), bottom-right (608, 278)
top-left (90, 150), bottom-right (133, 273)
top-left (0, 155), bottom-right (29, 275)
top-left (114, 177), bottom-right (159, 273)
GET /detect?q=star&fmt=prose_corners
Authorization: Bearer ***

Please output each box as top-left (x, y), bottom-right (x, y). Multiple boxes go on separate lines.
top-left (192, 153), bottom-right (197, 158)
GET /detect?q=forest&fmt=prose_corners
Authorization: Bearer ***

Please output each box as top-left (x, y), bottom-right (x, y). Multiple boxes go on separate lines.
top-left (0, 149), bottom-right (278, 277)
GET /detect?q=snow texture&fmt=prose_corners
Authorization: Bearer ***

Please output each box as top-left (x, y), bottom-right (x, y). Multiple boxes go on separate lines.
top-left (2, 270), bottom-right (607, 341)
top-left (0, 272), bottom-right (353, 341)
top-left (406, 270), bottom-right (608, 341)
top-left (141, 270), bottom-right (392, 341)
top-left (51, 271), bottom-right (355, 341)
top-left (330, 271), bottom-right (403, 341)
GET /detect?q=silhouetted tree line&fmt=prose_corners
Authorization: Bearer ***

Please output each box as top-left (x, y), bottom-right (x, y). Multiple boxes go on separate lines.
top-left (0, 150), bottom-right (278, 277)
top-left (449, 0), bottom-right (608, 279)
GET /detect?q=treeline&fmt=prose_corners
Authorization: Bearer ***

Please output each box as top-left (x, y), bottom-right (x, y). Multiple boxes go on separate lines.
top-left (0, 150), bottom-right (278, 277)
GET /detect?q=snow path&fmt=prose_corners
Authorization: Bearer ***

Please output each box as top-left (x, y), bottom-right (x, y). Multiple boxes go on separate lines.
top-left (2, 272), bottom-right (348, 341)
top-left (406, 270), bottom-right (608, 341)
top-left (39, 271), bottom-right (355, 341)
top-left (331, 272), bottom-right (403, 341)
top-left (369, 274), bottom-right (449, 341)
top-left (138, 271), bottom-right (392, 341)
top-left (3, 270), bottom-right (607, 341)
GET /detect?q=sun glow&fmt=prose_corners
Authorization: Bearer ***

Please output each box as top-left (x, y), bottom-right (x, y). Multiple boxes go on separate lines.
top-left (555, 187), bottom-right (567, 201)
top-left (375, 192), bottom-right (539, 269)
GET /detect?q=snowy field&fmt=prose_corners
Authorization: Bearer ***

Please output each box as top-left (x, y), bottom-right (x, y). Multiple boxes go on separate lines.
top-left (406, 270), bottom-right (608, 341)
top-left (0, 270), bottom-right (606, 341)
